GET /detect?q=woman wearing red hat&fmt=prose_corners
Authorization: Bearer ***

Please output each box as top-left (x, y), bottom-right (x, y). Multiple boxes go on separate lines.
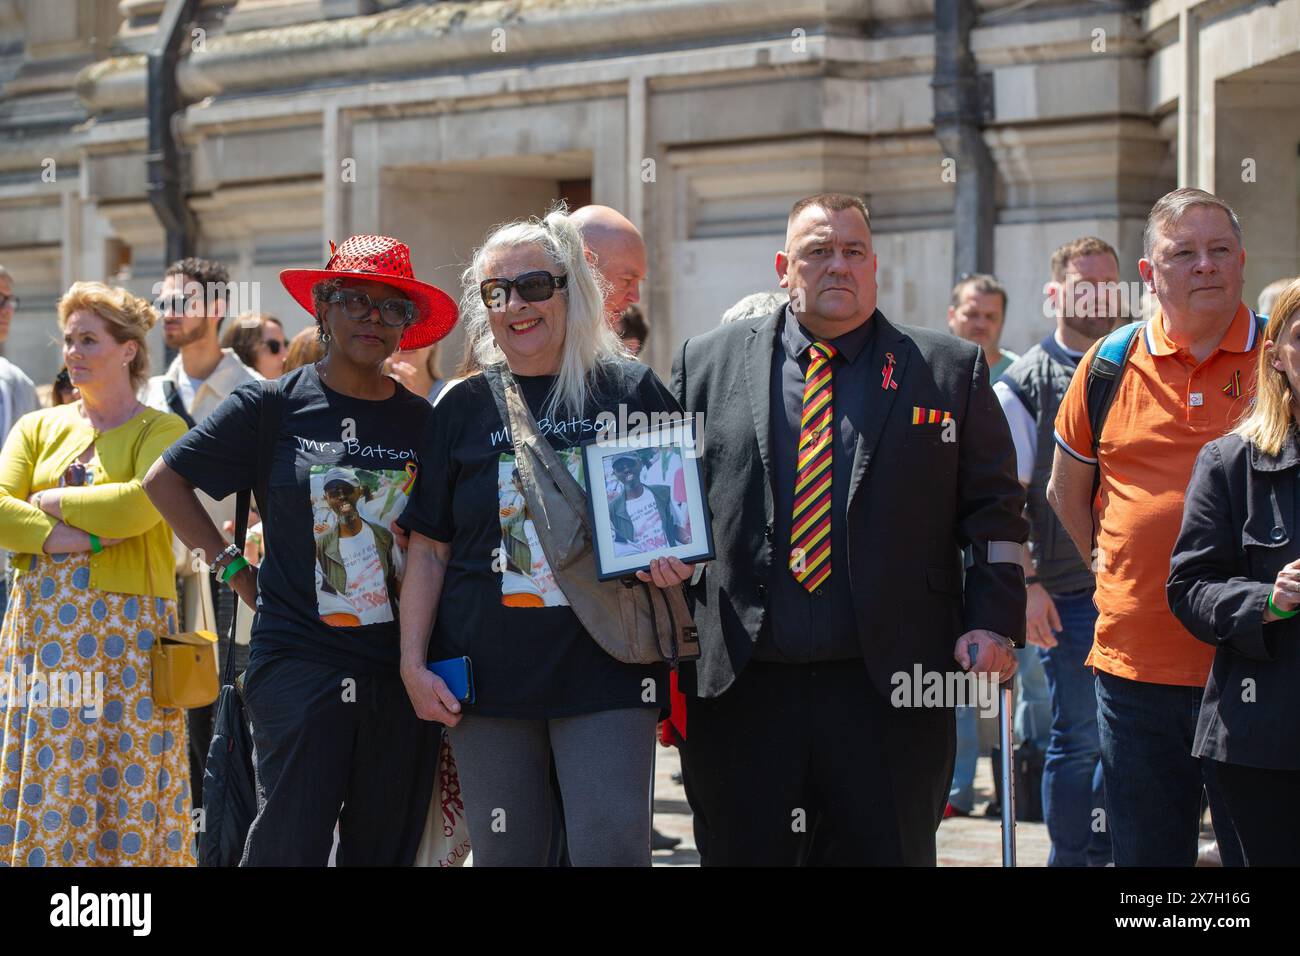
top-left (144, 236), bottom-right (459, 865)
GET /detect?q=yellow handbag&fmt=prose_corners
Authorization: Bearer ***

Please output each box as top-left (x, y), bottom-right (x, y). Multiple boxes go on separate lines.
top-left (152, 574), bottom-right (220, 709)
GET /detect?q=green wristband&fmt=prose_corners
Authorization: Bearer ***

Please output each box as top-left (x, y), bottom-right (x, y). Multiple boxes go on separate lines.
top-left (1268, 592), bottom-right (1299, 619)
top-left (220, 556), bottom-right (249, 583)
top-left (88, 534), bottom-right (103, 555)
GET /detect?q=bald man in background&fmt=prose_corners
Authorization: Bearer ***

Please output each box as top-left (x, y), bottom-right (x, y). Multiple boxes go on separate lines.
top-left (571, 204), bottom-right (648, 328)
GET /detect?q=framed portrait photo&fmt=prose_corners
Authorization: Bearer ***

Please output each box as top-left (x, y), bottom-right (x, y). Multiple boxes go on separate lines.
top-left (582, 417), bottom-right (714, 581)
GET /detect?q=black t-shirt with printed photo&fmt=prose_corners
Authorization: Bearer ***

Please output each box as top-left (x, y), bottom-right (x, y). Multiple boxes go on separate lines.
top-left (398, 362), bottom-right (676, 719)
top-left (163, 364), bottom-right (431, 672)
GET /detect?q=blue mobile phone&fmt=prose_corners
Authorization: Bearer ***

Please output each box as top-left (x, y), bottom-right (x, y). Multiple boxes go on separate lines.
top-left (428, 656), bottom-right (475, 704)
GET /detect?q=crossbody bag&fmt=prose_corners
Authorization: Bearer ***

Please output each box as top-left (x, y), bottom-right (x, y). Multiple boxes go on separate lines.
top-left (484, 364), bottom-right (700, 669)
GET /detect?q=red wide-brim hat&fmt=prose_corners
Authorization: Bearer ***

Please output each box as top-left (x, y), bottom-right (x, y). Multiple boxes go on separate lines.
top-left (279, 235), bottom-right (458, 350)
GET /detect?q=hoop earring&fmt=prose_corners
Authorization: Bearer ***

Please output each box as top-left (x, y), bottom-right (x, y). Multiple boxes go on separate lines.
top-left (319, 330), bottom-right (331, 344)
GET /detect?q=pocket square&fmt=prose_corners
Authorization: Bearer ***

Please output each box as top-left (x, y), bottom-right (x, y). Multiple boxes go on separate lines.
top-left (911, 406), bottom-right (953, 424)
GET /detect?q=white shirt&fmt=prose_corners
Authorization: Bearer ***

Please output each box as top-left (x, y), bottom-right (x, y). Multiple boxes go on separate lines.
top-left (625, 486), bottom-right (668, 552)
top-left (143, 348), bottom-right (261, 426)
top-left (336, 524), bottom-right (394, 626)
top-left (175, 369), bottom-right (205, 411)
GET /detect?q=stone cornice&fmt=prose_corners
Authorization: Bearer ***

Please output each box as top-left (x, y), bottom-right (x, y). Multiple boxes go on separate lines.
top-left (76, 0), bottom-right (861, 113)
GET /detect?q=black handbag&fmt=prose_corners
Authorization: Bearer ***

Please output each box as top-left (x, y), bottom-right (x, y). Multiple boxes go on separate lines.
top-left (989, 740), bottom-right (1046, 823)
top-left (197, 379), bottom-right (281, 866)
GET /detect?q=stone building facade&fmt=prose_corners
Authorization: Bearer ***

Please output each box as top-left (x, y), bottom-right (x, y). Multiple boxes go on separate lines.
top-left (1, 0), bottom-right (1298, 386)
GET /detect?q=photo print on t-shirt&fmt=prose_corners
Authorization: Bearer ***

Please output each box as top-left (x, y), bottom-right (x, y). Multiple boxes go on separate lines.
top-left (310, 462), bottom-right (416, 627)
top-left (603, 445), bottom-right (692, 559)
top-left (498, 449), bottom-right (584, 608)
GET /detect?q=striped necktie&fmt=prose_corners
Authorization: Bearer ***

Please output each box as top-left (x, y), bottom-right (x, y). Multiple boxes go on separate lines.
top-left (790, 340), bottom-right (836, 592)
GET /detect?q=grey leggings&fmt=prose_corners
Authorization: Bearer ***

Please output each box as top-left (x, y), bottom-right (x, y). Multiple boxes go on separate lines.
top-left (448, 707), bottom-right (658, 866)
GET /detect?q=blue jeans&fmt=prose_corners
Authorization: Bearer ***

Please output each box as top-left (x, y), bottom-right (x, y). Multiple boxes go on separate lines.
top-left (1096, 669), bottom-right (1244, 867)
top-left (1037, 590), bottom-right (1109, 866)
top-left (1014, 644), bottom-right (1051, 750)
top-left (948, 704), bottom-right (979, 813)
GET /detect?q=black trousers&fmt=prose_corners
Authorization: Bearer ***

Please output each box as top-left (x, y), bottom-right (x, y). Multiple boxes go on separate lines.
top-left (186, 581), bottom-right (245, 810)
top-left (239, 652), bottom-right (441, 866)
top-left (1213, 760), bottom-right (1300, 866)
top-left (680, 659), bottom-right (954, 866)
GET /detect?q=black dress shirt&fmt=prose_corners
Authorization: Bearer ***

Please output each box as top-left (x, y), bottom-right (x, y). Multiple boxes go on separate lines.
top-left (754, 306), bottom-right (875, 662)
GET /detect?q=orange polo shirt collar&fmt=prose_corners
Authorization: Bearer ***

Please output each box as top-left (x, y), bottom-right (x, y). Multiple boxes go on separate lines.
top-left (1145, 303), bottom-right (1256, 357)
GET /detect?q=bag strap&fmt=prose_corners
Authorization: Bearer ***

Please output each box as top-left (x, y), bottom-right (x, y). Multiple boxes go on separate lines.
top-left (221, 378), bottom-right (282, 685)
top-left (661, 583), bottom-right (700, 662)
top-left (162, 379), bottom-right (197, 430)
top-left (1083, 320), bottom-right (1143, 507)
top-left (253, 378), bottom-right (281, 516)
top-left (194, 556), bottom-right (216, 634)
top-left (1085, 320), bottom-right (1143, 463)
top-left (483, 365), bottom-right (592, 530)
top-left (222, 487), bottom-right (250, 687)
top-left (646, 579), bottom-right (700, 668)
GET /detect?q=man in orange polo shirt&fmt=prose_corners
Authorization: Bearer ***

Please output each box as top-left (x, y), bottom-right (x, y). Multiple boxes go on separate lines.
top-left (1048, 187), bottom-right (1251, 867)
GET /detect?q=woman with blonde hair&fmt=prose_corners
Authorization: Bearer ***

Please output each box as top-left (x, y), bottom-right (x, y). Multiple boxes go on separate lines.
top-left (0, 282), bottom-right (191, 866)
top-left (1169, 277), bottom-right (1300, 865)
top-left (398, 206), bottom-right (693, 866)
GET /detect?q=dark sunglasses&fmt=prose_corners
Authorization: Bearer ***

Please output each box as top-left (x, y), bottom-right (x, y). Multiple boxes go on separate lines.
top-left (325, 289), bottom-right (414, 328)
top-left (479, 271), bottom-right (567, 310)
top-left (263, 339), bottom-right (283, 355)
top-left (153, 293), bottom-right (193, 316)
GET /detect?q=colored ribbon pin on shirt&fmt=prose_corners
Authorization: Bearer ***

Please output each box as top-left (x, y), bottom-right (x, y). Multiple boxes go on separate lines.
top-left (881, 352), bottom-right (898, 391)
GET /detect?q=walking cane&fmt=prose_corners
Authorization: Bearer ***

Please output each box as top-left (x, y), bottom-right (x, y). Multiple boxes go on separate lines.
top-left (999, 671), bottom-right (1017, 867)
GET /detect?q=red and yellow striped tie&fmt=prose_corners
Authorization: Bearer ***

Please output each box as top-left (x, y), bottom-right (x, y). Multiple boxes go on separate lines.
top-left (790, 340), bottom-right (836, 592)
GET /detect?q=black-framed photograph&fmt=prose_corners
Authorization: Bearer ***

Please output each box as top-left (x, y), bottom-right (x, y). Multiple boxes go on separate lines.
top-left (582, 417), bottom-right (714, 581)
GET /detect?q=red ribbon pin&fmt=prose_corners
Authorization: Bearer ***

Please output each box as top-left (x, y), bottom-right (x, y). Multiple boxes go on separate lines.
top-left (881, 352), bottom-right (898, 391)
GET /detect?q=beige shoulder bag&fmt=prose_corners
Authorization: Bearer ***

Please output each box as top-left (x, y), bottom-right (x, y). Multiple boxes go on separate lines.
top-left (484, 364), bottom-right (700, 669)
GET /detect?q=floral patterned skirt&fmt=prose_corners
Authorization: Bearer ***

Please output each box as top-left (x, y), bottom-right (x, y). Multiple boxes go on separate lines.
top-left (0, 552), bottom-right (194, 866)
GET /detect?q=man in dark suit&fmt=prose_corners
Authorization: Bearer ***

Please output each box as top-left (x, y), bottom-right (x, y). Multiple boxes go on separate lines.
top-left (670, 192), bottom-right (1028, 865)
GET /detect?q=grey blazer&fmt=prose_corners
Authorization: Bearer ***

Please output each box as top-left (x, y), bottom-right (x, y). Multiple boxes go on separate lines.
top-left (0, 357), bottom-right (38, 440)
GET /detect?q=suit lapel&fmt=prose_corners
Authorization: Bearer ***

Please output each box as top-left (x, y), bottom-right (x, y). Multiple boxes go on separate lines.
top-left (847, 313), bottom-right (910, 509)
top-left (744, 310), bottom-right (781, 510)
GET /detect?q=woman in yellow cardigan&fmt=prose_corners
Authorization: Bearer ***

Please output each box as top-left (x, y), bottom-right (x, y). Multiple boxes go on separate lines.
top-left (0, 282), bottom-right (190, 867)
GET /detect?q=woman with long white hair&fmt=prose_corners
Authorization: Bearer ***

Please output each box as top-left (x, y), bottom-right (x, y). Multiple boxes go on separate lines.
top-left (399, 206), bottom-right (695, 866)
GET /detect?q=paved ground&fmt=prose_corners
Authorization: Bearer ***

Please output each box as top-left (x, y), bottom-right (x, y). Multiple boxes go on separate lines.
top-left (650, 743), bottom-right (1051, 867)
